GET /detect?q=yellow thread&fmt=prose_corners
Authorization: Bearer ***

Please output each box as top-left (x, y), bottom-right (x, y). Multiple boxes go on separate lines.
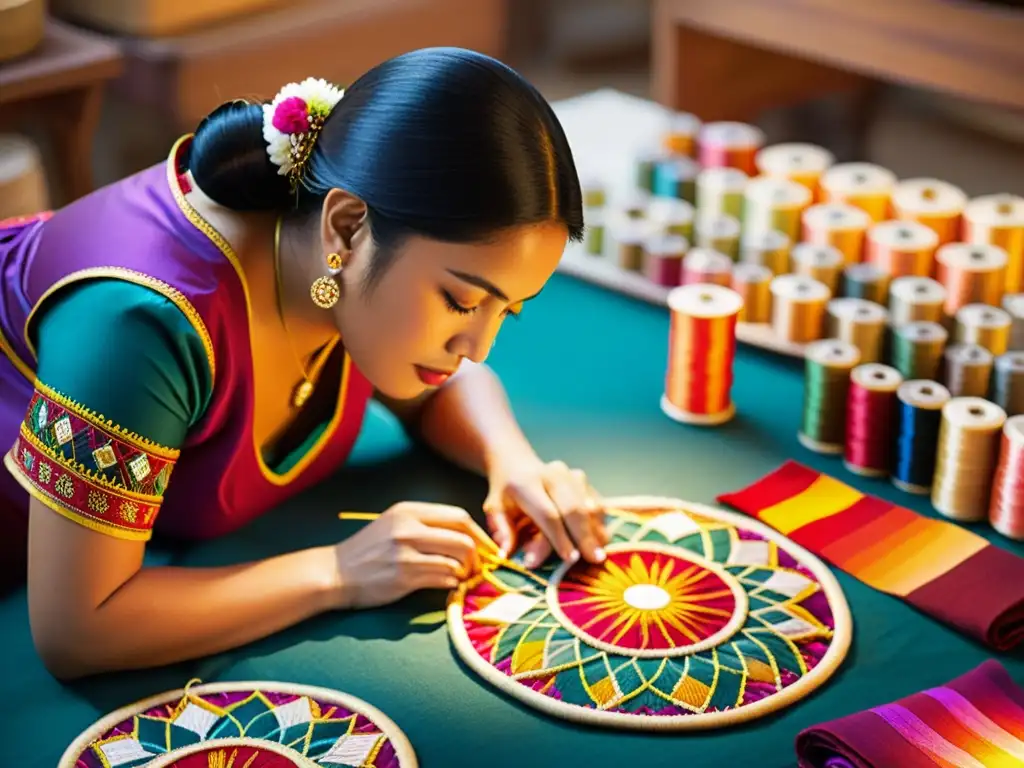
top-left (338, 511), bottom-right (381, 521)
top-left (23, 268), bottom-right (216, 388)
top-left (409, 611), bottom-right (447, 626)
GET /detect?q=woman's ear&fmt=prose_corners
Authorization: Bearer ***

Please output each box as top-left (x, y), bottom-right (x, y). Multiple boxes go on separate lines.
top-left (320, 188), bottom-right (368, 265)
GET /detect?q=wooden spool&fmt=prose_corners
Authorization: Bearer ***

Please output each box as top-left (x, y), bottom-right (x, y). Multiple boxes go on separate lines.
top-left (0, 135), bottom-right (50, 220)
top-left (0, 0), bottom-right (45, 62)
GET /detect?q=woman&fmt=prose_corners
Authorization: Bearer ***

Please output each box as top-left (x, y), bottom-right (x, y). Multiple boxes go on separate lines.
top-left (0, 47), bottom-right (607, 679)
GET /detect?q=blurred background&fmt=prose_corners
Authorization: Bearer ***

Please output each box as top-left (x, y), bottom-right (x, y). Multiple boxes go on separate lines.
top-left (1, 0), bottom-right (1022, 217)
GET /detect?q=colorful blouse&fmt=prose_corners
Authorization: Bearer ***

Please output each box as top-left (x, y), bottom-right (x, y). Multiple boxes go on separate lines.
top-left (0, 137), bottom-right (374, 542)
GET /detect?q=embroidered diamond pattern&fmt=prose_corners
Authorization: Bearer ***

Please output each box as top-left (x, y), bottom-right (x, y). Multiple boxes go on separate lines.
top-left (98, 738), bottom-right (156, 766)
top-left (37, 401), bottom-right (48, 429)
top-left (93, 445), bottom-right (117, 470)
top-left (172, 702), bottom-right (220, 737)
top-left (53, 416), bottom-right (73, 445)
top-left (271, 697), bottom-right (315, 729)
top-left (320, 734), bottom-right (383, 766)
top-left (466, 593), bottom-right (541, 624)
top-left (128, 454), bottom-right (151, 482)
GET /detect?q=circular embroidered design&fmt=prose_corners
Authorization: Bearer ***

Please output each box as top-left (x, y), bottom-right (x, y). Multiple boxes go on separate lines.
top-left (58, 680), bottom-right (418, 767)
top-left (447, 497), bottom-right (852, 730)
top-left (547, 545), bottom-right (748, 657)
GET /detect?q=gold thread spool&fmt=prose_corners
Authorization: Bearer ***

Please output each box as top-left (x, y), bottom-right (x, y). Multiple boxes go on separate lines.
top-left (827, 297), bottom-right (889, 364)
top-left (744, 176), bottom-right (812, 244)
top-left (731, 263), bottom-right (773, 323)
top-left (584, 207), bottom-right (605, 256)
top-left (697, 121), bottom-right (765, 175)
top-left (581, 173), bottom-right (607, 208)
top-left (801, 202), bottom-right (872, 266)
top-left (955, 303), bottom-right (1012, 356)
top-left (935, 243), bottom-right (1008, 315)
top-left (695, 213), bottom-right (741, 260)
top-left (842, 262), bottom-right (890, 305)
top-left (770, 274), bottom-right (831, 343)
top-left (993, 353), bottom-right (1024, 417)
top-left (1005, 293), bottom-right (1024, 351)
top-left (662, 283), bottom-right (744, 426)
top-left (643, 233), bottom-right (689, 287)
top-left (648, 197), bottom-right (695, 242)
top-left (610, 217), bottom-right (651, 272)
top-left (695, 167), bottom-right (748, 221)
top-left (989, 415), bottom-right (1024, 540)
top-left (931, 397), bottom-right (1007, 522)
top-left (889, 276), bottom-right (946, 326)
top-left (754, 142), bottom-right (835, 200)
top-left (819, 162), bottom-right (896, 222)
top-left (963, 194), bottom-right (1024, 294)
top-left (891, 178), bottom-right (967, 246)
top-left (662, 111), bottom-right (702, 157)
top-left (792, 243), bottom-right (844, 296)
top-left (681, 247), bottom-right (733, 287)
top-left (943, 343), bottom-right (994, 398)
top-left (866, 220), bottom-right (938, 278)
top-left (739, 229), bottom-right (791, 275)
top-left (891, 321), bottom-right (948, 381)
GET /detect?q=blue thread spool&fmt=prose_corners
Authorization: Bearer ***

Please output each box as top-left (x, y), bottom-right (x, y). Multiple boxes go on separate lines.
top-left (891, 379), bottom-right (950, 494)
top-left (653, 157), bottom-right (700, 204)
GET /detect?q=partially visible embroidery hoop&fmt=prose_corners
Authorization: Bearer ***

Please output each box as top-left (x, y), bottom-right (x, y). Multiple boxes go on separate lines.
top-left (58, 680), bottom-right (418, 767)
top-left (447, 495), bottom-right (853, 730)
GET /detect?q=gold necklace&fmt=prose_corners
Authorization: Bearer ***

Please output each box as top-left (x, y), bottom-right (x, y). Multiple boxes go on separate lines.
top-left (273, 216), bottom-right (339, 408)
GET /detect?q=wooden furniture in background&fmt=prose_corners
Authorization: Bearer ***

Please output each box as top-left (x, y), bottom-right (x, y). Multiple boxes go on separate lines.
top-left (49, 0), bottom-right (283, 37)
top-left (652, 0), bottom-right (1024, 123)
top-left (0, 20), bottom-right (122, 204)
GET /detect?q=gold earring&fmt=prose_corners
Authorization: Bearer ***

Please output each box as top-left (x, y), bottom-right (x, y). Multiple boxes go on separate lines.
top-left (310, 253), bottom-right (343, 309)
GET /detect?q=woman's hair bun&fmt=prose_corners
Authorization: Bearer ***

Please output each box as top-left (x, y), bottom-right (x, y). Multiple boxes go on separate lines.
top-left (187, 100), bottom-right (293, 211)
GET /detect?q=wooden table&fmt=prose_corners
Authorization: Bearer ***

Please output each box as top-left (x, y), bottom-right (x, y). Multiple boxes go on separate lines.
top-left (652, 0), bottom-right (1024, 124)
top-left (0, 19), bottom-right (122, 203)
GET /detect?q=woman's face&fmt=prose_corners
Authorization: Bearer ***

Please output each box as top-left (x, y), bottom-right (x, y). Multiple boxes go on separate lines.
top-left (330, 216), bottom-right (569, 401)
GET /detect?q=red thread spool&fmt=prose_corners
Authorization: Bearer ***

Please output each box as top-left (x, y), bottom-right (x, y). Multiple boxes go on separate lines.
top-left (844, 363), bottom-right (903, 477)
top-left (682, 248), bottom-right (732, 287)
top-left (990, 415), bottom-right (1024, 540)
top-left (697, 122), bottom-right (765, 176)
top-left (644, 234), bottom-right (689, 287)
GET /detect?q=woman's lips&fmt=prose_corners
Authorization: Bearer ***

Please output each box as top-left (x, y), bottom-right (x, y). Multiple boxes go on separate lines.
top-left (414, 365), bottom-right (453, 386)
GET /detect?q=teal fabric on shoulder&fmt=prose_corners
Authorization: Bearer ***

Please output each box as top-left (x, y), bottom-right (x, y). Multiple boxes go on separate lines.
top-left (30, 279), bottom-right (213, 449)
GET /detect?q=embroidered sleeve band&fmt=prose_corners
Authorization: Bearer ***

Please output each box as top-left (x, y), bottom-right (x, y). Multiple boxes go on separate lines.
top-left (3, 382), bottom-right (178, 540)
top-left (717, 460), bottom-right (1024, 651)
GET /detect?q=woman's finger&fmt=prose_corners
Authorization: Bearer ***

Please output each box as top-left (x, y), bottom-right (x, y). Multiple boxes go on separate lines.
top-left (506, 481), bottom-right (575, 566)
top-left (543, 469), bottom-right (603, 563)
top-left (413, 525), bottom-right (480, 576)
top-left (482, 494), bottom-right (515, 557)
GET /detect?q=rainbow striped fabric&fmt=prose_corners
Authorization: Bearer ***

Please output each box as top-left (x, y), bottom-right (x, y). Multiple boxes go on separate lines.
top-left (717, 461), bottom-right (1024, 650)
top-left (796, 660), bottom-right (1024, 768)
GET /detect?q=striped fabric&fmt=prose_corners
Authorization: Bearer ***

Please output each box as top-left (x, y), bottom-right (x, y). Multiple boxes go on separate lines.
top-left (717, 461), bottom-right (1024, 650)
top-left (796, 660), bottom-right (1024, 767)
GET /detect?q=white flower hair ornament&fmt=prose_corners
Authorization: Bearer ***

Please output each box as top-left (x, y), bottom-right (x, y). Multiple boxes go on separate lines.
top-left (261, 77), bottom-right (345, 191)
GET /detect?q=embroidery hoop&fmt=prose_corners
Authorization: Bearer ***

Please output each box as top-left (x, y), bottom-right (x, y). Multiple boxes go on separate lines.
top-left (58, 680), bottom-right (418, 767)
top-left (447, 495), bottom-right (853, 730)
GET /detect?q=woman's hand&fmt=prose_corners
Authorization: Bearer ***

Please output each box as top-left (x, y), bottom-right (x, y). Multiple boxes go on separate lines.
top-left (333, 502), bottom-right (493, 609)
top-left (484, 455), bottom-right (607, 569)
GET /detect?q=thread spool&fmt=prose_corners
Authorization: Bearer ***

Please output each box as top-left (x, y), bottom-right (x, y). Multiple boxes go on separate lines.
top-left (891, 178), bottom-right (967, 245)
top-left (754, 143), bottom-right (835, 198)
top-left (681, 248), bottom-right (732, 287)
top-left (892, 380), bottom-right (951, 494)
top-left (610, 217), bottom-right (650, 272)
top-left (644, 234), bottom-right (689, 287)
top-left (932, 397), bottom-right (1006, 521)
top-left (652, 157), bottom-right (700, 204)
top-left (819, 162), bottom-right (896, 223)
top-left (648, 197), bottom-right (695, 242)
top-left (993, 353), bottom-right (1024, 417)
top-left (695, 214), bottom-right (741, 260)
top-left (891, 321), bottom-right (948, 381)
top-left (662, 111), bottom-right (702, 157)
top-left (866, 220), bottom-right (939, 279)
top-left (662, 284), bottom-right (743, 426)
top-left (770, 275), bottom-right (831, 343)
top-left (731, 263), bottom-right (773, 323)
top-left (744, 176), bottom-right (813, 243)
top-left (801, 202), bottom-right (871, 266)
top-left (584, 208), bottom-right (605, 256)
top-left (697, 122), bottom-right (765, 176)
top-left (841, 263), bottom-right (889, 305)
top-left (739, 229), bottom-right (791, 275)
top-left (1005, 294), bottom-right (1024, 351)
top-left (962, 194), bottom-right (1024, 294)
top-left (827, 298), bottom-right (888, 364)
top-left (0, 0), bottom-right (45, 64)
top-left (636, 148), bottom-right (673, 193)
top-left (943, 343), bottom-right (994, 398)
top-left (799, 339), bottom-right (862, 454)
top-left (580, 173), bottom-right (607, 209)
top-left (616, 190), bottom-right (650, 220)
top-left (955, 303), bottom-right (1012, 356)
top-left (935, 243), bottom-right (1008, 315)
top-left (889, 276), bottom-right (946, 326)
top-left (695, 167), bottom-right (748, 221)
top-left (792, 243), bottom-right (844, 295)
top-left (989, 415), bottom-right (1024, 540)
top-left (844, 363), bottom-right (903, 477)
